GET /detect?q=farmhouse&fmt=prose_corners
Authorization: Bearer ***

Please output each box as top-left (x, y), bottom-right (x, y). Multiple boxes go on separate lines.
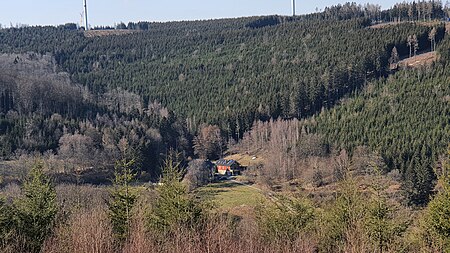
top-left (216, 159), bottom-right (241, 175)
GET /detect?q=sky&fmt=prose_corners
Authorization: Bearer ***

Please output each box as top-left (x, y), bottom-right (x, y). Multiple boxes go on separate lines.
top-left (0, 0), bottom-right (405, 27)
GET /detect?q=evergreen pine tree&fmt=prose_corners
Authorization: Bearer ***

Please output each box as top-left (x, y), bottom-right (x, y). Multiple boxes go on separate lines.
top-left (147, 158), bottom-right (205, 233)
top-left (14, 163), bottom-right (57, 253)
top-left (429, 27), bottom-right (437, 51)
top-left (256, 196), bottom-right (315, 243)
top-left (407, 35), bottom-right (413, 57)
top-left (413, 34), bottom-right (419, 56)
top-left (320, 177), bottom-right (366, 252)
top-left (389, 46), bottom-right (400, 66)
top-left (425, 147), bottom-right (450, 248)
top-left (365, 167), bottom-right (406, 253)
top-left (403, 155), bottom-right (435, 206)
top-left (108, 157), bottom-right (138, 241)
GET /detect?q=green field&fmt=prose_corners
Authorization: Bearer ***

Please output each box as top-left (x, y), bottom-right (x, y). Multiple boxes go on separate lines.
top-left (195, 181), bottom-right (265, 211)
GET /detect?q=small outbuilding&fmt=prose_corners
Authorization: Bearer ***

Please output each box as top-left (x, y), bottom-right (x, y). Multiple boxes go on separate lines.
top-left (216, 159), bottom-right (241, 175)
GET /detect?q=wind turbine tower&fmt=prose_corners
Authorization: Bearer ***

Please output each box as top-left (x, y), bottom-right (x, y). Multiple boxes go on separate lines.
top-left (83, 0), bottom-right (89, 30)
top-left (80, 12), bottom-right (84, 28)
top-left (292, 0), bottom-right (296, 16)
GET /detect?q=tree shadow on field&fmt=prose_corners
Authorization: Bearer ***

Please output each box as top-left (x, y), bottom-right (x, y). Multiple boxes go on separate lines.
top-left (195, 181), bottom-right (241, 202)
top-left (209, 182), bottom-right (240, 189)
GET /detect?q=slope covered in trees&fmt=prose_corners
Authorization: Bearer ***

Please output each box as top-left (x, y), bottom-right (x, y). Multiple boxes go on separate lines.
top-left (0, 1), bottom-right (448, 185)
top-left (233, 34), bottom-right (449, 206)
top-left (0, 11), bottom-right (445, 137)
top-left (311, 61), bottom-right (449, 172)
top-left (316, 36), bottom-right (449, 158)
top-left (0, 53), bottom-right (192, 178)
top-left (306, 37), bottom-right (450, 204)
top-left (0, 2), bottom-right (449, 252)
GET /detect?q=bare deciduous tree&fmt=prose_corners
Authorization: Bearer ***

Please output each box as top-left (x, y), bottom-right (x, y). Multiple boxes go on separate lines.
top-left (183, 159), bottom-right (215, 190)
top-left (58, 133), bottom-right (96, 171)
top-left (413, 34), bottom-right (419, 56)
top-left (429, 27), bottom-right (437, 52)
top-left (193, 124), bottom-right (224, 160)
top-left (407, 35), bottom-right (413, 58)
top-left (407, 34), bottom-right (419, 57)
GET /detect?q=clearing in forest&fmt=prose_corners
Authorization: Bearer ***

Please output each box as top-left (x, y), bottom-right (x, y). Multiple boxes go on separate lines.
top-left (398, 51), bottom-right (437, 68)
top-left (224, 153), bottom-right (264, 167)
top-left (369, 22), bottom-right (400, 29)
top-left (370, 20), bottom-right (446, 29)
top-left (84, 29), bottom-right (140, 37)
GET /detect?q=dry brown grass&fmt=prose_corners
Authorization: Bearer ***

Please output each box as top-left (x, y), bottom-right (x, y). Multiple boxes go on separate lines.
top-left (44, 207), bottom-right (116, 253)
top-left (224, 153), bottom-right (264, 167)
top-left (370, 20), bottom-right (445, 29)
top-left (369, 22), bottom-right (401, 29)
top-left (0, 182), bottom-right (419, 253)
top-left (42, 202), bottom-right (320, 253)
top-left (398, 51), bottom-right (437, 68)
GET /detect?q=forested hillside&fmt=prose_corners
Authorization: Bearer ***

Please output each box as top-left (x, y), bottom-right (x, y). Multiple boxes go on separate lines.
top-left (0, 1), bottom-right (448, 182)
top-left (307, 38), bottom-right (450, 204)
top-left (312, 49), bottom-right (449, 172)
top-left (0, 10), bottom-right (445, 137)
top-left (0, 53), bottom-right (192, 178)
top-left (234, 35), bottom-right (450, 206)
top-left (0, 1), bottom-right (450, 252)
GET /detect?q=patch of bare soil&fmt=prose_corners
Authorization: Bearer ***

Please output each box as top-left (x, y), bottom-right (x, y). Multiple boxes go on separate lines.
top-left (398, 51), bottom-right (437, 68)
top-left (370, 20), bottom-right (445, 29)
top-left (84, 29), bottom-right (140, 38)
top-left (369, 22), bottom-right (400, 29)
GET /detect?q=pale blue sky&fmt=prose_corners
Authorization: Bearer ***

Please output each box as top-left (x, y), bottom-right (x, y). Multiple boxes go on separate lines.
top-left (1, 0), bottom-right (404, 27)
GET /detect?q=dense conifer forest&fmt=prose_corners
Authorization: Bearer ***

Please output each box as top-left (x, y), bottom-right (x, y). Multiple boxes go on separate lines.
top-left (0, 0), bottom-right (447, 181)
top-left (0, 1), bottom-right (450, 252)
top-left (309, 38), bottom-right (450, 205)
top-left (0, 7), bottom-right (445, 137)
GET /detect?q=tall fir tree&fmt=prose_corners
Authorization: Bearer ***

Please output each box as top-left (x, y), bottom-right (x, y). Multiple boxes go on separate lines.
top-left (403, 153), bottom-right (435, 206)
top-left (147, 158), bottom-right (205, 233)
top-left (108, 157), bottom-right (138, 241)
top-left (14, 163), bottom-right (57, 253)
top-left (425, 146), bottom-right (450, 248)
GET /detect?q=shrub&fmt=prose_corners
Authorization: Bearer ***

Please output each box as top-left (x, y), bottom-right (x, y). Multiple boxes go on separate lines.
top-left (312, 170), bottom-right (324, 187)
top-left (318, 178), bottom-right (366, 252)
top-left (423, 150), bottom-right (450, 251)
top-left (364, 195), bottom-right (407, 253)
top-left (43, 207), bottom-right (116, 253)
top-left (256, 196), bottom-right (315, 242)
top-left (0, 196), bottom-right (14, 247)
